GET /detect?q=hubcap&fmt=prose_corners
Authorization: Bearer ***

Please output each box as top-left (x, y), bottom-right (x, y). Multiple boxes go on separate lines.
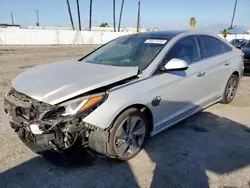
top-left (114, 116), bottom-right (146, 158)
top-left (226, 78), bottom-right (237, 101)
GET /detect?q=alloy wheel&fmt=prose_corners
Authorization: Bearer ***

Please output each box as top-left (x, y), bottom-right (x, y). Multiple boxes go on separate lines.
top-left (226, 77), bottom-right (238, 102)
top-left (114, 116), bottom-right (146, 158)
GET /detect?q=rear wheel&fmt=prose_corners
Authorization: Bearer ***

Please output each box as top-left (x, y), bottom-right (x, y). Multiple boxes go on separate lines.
top-left (221, 74), bottom-right (239, 104)
top-left (108, 108), bottom-right (149, 161)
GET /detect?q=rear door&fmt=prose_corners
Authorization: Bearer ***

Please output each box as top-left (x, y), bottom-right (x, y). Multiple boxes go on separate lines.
top-left (197, 35), bottom-right (233, 100)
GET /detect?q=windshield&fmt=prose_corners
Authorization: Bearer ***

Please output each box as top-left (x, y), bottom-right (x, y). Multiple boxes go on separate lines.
top-left (82, 35), bottom-right (168, 71)
top-left (235, 39), bottom-right (247, 44)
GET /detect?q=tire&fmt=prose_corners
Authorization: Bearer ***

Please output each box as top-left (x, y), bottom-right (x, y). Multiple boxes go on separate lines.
top-left (107, 108), bottom-right (149, 161)
top-left (221, 74), bottom-right (239, 104)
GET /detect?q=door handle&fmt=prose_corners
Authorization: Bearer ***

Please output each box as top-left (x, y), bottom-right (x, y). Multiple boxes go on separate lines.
top-left (225, 62), bottom-right (231, 66)
top-left (197, 71), bottom-right (206, 77)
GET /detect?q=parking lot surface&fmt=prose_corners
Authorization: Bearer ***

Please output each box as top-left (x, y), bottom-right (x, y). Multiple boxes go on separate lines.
top-left (0, 46), bottom-right (250, 188)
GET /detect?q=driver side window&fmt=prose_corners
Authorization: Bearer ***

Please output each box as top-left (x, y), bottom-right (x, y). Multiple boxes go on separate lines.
top-left (163, 36), bottom-right (199, 65)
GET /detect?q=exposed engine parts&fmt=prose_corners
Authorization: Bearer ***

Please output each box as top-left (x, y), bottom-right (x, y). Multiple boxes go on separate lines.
top-left (4, 88), bottom-right (104, 154)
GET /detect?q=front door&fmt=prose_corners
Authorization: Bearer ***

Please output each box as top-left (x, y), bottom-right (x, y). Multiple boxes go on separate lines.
top-left (147, 36), bottom-right (208, 132)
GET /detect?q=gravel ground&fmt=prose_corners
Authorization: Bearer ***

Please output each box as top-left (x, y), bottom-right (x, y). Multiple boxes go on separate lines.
top-left (0, 46), bottom-right (250, 188)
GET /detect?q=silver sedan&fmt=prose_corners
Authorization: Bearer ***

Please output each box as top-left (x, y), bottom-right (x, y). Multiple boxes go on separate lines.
top-left (4, 31), bottom-right (244, 161)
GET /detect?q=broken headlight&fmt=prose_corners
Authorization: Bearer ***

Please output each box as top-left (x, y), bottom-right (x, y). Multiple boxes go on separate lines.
top-left (41, 93), bottom-right (106, 121)
top-left (61, 94), bottom-right (105, 116)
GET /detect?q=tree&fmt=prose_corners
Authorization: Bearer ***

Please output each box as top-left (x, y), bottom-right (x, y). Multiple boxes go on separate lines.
top-left (66, 0), bottom-right (75, 30)
top-left (89, 0), bottom-right (93, 31)
top-left (189, 17), bottom-right (196, 30)
top-left (222, 29), bottom-right (227, 39)
top-left (230, 0), bottom-right (238, 28)
top-left (137, 0), bottom-right (140, 32)
top-left (100, 22), bottom-right (109, 27)
top-left (113, 0), bottom-right (116, 32)
top-left (76, 0), bottom-right (82, 30)
top-left (118, 0), bottom-right (124, 32)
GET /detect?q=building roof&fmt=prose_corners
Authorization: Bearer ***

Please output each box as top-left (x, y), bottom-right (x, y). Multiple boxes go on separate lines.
top-left (227, 28), bottom-right (247, 34)
top-left (0, 23), bottom-right (21, 27)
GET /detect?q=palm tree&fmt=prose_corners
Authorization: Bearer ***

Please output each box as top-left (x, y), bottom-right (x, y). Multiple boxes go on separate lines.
top-left (100, 23), bottom-right (109, 27)
top-left (76, 0), bottom-right (82, 30)
top-left (118, 0), bottom-right (124, 32)
top-left (230, 0), bottom-right (238, 28)
top-left (137, 0), bottom-right (140, 32)
top-left (189, 17), bottom-right (196, 30)
top-left (66, 0), bottom-right (75, 30)
top-left (89, 0), bottom-right (93, 31)
top-left (113, 0), bottom-right (116, 32)
top-left (222, 29), bottom-right (227, 39)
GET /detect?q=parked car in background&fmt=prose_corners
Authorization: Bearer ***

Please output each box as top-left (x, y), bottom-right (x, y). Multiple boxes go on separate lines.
top-left (230, 39), bottom-right (249, 49)
top-left (4, 31), bottom-right (244, 161)
top-left (241, 40), bottom-right (250, 63)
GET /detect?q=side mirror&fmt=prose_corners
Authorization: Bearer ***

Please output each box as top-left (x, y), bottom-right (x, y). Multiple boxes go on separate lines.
top-left (163, 58), bottom-right (189, 71)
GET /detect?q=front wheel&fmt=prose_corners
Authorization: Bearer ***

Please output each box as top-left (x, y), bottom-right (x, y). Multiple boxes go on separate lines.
top-left (108, 108), bottom-right (149, 161)
top-left (221, 74), bottom-right (239, 104)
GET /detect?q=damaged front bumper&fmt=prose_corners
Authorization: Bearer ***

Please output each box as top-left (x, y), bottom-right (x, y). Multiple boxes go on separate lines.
top-left (4, 88), bottom-right (110, 156)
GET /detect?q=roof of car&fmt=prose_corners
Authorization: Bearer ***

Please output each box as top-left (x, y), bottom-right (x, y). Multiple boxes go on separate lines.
top-left (132, 30), bottom-right (187, 39)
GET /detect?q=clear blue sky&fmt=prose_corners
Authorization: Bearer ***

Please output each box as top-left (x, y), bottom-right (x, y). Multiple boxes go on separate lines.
top-left (0, 0), bottom-right (249, 30)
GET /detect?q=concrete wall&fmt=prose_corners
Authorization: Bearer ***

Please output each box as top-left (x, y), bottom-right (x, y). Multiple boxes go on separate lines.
top-left (0, 28), bottom-right (130, 45)
top-left (0, 28), bottom-right (249, 45)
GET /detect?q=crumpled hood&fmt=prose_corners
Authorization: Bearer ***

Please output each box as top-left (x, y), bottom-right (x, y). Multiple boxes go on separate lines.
top-left (12, 60), bottom-right (138, 105)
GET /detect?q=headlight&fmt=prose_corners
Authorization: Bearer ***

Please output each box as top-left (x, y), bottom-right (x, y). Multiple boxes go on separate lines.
top-left (61, 93), bottom-right (105, 116)
top-left (41, 93), bottom-right (106, 121)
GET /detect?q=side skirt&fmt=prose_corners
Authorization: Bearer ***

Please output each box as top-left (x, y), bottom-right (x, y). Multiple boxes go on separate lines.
top-left (150, 96), bottom-right (221, 136)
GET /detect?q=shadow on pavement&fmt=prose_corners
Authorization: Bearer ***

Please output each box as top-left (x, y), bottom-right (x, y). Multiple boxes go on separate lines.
top-left (1, 112), bottom-right (250, 188)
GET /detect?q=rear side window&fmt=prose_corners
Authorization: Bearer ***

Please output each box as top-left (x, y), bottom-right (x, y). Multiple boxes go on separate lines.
top-left (198, 35), bottom-right (224, 58)
top-left (220, 41), bottom-right (233, 52)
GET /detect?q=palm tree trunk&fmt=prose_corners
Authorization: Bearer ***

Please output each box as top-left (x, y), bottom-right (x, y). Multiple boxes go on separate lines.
top-left (118, 0), bottom-right (124, 32)
top-left (113, 0), bottom-right (116, 32)
top-left (137, 0), bottom-right (140, 32)
top-left (230, 0), bottom-right (238, 28)
top-left (89, 0), bottom-right (93, 31)
top-left (76, 0), bottom-right (81, 31)
top-left (66, 0), bottom-right (75, 30)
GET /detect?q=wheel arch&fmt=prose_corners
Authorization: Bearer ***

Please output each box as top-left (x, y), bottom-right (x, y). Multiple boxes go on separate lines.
top-left (232, 71), bottom-right (239, 77)
top-left (109, 103), bottom-right (154, 136)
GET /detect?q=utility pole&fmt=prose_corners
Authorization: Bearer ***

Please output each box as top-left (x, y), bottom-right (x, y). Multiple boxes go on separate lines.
top-left (137, 0), bottom-right (140, 32)
top-left (11, 12), bottom-right (14, 25)
top-left (76, 0), bottom-right (82, 30)
top-left (230, 0), bottom-right (238, 28)
top-left (35, 9), bottom-right (40, 26)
